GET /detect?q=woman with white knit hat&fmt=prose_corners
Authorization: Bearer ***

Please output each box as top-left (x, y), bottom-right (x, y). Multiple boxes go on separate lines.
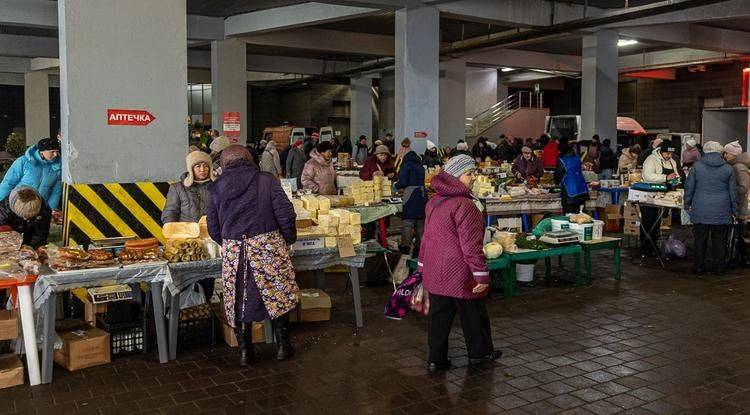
top-left (162, 150), bottom-right (215, 299)
top-left (0, 187), bottom-right (51, 248)
top-left (724, 141), bottom-right (750, 218)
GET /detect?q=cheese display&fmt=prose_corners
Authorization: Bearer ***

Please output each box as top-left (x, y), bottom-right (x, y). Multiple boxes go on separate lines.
top-left (343, 177), bottom-right (392, 205)
top-left (472, 175), bottom-right (495, 197)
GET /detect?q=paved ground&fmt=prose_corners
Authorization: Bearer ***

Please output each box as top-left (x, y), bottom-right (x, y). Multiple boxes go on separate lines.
top-left (2, 234), bottom-right (750, 414)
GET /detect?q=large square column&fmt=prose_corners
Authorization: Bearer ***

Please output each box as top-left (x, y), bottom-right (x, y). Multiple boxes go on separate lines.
top-left (24, 71), bottom-right (50, 145)
top-left (581, 30), bottom-right (618, 146)
top-left (350, 76), bottom-right (373, 141)
top-left (439, 59), bottom-right (466, 148)
top-left (395, 6), bottom-right (439, 153)
top-left (58, 0), bottom-right (187, 183)
top-left (211, 39), bottom-right (248, 145)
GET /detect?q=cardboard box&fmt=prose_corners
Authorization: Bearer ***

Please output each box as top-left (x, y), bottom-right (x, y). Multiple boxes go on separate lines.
top-left (0, 310), bottom-right (18, 341)
top-left (72, 288), bottom-right (107, 325)
top-left (604, 218), bottom-right (621, 233)
top-left (297, 289), bottom-right (332, 322)
top-left (661, 214), bottom-right (672, 227)
top-left (623, 220), bottom-right (640, 236)
top-left (605, 204), bottom-right (622, 218)
top-left (54, 324), bottom-right (111, 371)
top-left (0, 354), bottom-right (23, 389)
top-left (212, 303), bottom-right (265, 346)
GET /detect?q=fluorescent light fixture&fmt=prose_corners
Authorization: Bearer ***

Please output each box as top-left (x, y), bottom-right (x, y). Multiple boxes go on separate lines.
top-left (618, 39), bottom-right (638, 47)
top-left (501, 67), bottom-right (515, 72)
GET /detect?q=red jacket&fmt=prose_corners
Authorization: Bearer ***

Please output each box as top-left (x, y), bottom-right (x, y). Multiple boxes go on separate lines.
top-left (542, 141), bottom-right (558, 169)
top-left (418, 172), bottom-right (489, 299)
top-left (359, 155), bottom-right (395, 180)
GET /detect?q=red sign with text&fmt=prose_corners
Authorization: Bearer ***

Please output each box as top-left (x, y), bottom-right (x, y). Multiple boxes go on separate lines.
top-left (222, 112), bottom-right (241, 142)
top-left (414, 131), bottom-right (428, 139)
top-left (107, 109), bottom-right (156, 126)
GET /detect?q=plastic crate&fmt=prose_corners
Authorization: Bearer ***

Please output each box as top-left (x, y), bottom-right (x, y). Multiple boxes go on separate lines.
top-left (178, 315), bottom-right (216, 351)
top-left (95, 300), bottom-right (149, 357)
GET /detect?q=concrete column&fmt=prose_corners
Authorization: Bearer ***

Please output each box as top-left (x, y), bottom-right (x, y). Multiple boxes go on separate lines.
top-left (439, 59), bottom-right (466, 148)
top-left (23, 71), bottom-right (50, 145)
top-left (350, 76), bottom-right (372, 140)
top-left (377, 73), bottom-right (395, 138)
top-left (465, 67), bottom-right (498, 119)
top-left (58, 0), bottom-right (187, 183)
top-left (395, 6), bottom-right (439, 154)
top-left (581, 30), bottom-right (619, 146)
top-left (211, 38), bottom-right (248, 145)
top-left (498, 83), bottom-right (509, 102)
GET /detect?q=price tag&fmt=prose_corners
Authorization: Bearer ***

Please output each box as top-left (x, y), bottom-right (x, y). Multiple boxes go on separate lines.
top-left (337, 235), bottom-right (355, 258)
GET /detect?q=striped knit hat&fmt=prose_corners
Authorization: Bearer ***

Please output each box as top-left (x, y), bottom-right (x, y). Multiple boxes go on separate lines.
top-left (444, 154), bottom-right (476, 178)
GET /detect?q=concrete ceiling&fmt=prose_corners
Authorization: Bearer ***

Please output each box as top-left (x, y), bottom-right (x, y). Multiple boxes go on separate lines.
top-left (562, 0), bottom-right (670, 7)
top-left (187, 0), bottom-right (308, 17)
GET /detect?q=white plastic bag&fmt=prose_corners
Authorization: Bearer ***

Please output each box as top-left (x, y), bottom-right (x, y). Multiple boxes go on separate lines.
top-left (391, 255), bottom-right (410, 287)
top-left (179, 283), bottom-right (206, 310)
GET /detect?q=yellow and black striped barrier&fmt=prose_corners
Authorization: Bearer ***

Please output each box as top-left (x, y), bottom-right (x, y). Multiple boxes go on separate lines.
top-left (61, 182), bottom-right (171, 247)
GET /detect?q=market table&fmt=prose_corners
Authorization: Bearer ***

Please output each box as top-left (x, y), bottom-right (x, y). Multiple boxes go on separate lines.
top-left (33, 263), bottom-right (169, 384)
top-left (502, 244), bottom-right (583, 297)
top-left (0, 275), bottom-right (40, 386)
top-left (346, 203), bottom-right (402, 247)
top-left (598, 187), bottom-right (629, 205)
top-left (580, 237), bottom-right (622, 283)
top-left (483, 197), bottom-right (562, 231)
top-left (406, 257), bottom-right (513, 297)
top-left (161, 245), bottom-right (368, 359)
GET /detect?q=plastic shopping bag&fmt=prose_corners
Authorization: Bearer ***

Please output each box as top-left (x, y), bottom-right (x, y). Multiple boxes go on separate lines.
top-left (384, 271), bottom-right (421, 320)
top-left (390, 255), bottom-right (410, 286)
top-left (179, 283), bottom-right (206, 310)
top-left (662, 234), bottom-right (686, 258)
top-left (409, 283), bottom-right (430, 317)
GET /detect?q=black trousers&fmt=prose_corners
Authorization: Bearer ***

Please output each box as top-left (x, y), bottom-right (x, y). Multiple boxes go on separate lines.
top-left (428, 293), bottom-right (493, 363)
top-left (694, 224), bottom-right (729, 272)
top-left (640, 206), bottom-right (662, 255)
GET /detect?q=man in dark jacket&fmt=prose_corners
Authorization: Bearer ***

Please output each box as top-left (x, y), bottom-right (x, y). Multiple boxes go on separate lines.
top-left (0, 187), bottom-right (51, 248)
top-left (598, 139), bottom-right (617, 179)
top-left (495, 137), bottom-right (515, 163)
top-left (396, 150), bottom-right (427, 255)
top-left (340, 136), bottom-right (353, 155)
top-left (285, 139), bottom-right (307, 189)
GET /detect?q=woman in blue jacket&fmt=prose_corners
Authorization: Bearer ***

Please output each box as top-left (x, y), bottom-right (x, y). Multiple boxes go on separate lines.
top-left (396, 150), bottom-right (427, 255)
top-left (0, 138), bottom-right (62, 211)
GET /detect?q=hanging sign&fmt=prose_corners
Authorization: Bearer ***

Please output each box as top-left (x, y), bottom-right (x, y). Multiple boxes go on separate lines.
top-left (107, 109), bottom-right (156, 126)
top-left (414, 131), bottom-right (428, 139)
top-left (222, 112), bottom-right (241, 142)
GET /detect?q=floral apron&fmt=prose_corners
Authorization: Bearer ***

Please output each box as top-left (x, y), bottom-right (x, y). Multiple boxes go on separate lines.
top-left (221, 230), bottom-right (298, 328)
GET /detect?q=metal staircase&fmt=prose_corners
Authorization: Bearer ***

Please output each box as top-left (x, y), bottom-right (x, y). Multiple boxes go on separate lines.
top-left (465, 91), bottom-right (544, 138)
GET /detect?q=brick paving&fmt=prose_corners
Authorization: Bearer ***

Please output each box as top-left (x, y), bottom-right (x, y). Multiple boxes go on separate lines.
top-left (3, 239), bottom-right (750, 414)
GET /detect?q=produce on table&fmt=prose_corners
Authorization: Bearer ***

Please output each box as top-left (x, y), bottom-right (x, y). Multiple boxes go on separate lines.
top-left (515, 234), bottom-right (548, 251)
top-left (569, 212), bottom-right (593, 224)
top-left (483, 241), bottom-right (504, 259)
top-left (163, 238), bottom-right (208, 263)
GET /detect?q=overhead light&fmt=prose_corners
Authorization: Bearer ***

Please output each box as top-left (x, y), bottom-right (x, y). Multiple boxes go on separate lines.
top-left (618, 39), bottom-right (638, 47)
top-left (501, 67), bottom-right (515, 72)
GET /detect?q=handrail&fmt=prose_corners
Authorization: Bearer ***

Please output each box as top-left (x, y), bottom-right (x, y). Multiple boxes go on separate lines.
top-left (465, 91), bottom-right (544, 137)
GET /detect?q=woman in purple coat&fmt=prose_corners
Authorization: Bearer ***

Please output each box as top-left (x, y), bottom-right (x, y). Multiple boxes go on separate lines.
top-left (207, 145), bottom-right (299, 367)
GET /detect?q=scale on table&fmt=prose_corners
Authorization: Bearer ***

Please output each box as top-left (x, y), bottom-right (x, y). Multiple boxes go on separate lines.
top-left (539, 230), bottom-right (580, 245)
top-left (87, 285), bottom-right (133, 304)
top-left (383, 197), bottom-right (403, 204)
top-left (89, 236), bottom-right (136, 251)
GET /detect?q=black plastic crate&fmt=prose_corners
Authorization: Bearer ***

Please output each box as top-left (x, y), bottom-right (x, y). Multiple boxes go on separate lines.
top-left (96, 301), bottom-right (149, 357)
top-left (178, 305), bottom-right (216, 351)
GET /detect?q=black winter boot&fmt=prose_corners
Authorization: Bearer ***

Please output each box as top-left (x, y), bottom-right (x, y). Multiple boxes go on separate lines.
top-left (272, 314), bottom-right (294, 361)
top-left (235, 324), bottom-right (254, 367)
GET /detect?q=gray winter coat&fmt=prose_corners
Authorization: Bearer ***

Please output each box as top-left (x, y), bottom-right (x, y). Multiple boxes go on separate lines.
top-left (729, 153), bottom-right (750, 216)
top-left (285, 147), bottom-right (306, 189)
top-left (684, 152), bottom-right (737, 225)
top-left (161, 172), bottom-right (210, 224)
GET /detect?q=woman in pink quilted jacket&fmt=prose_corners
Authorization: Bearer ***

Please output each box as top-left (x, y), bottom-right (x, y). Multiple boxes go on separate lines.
top-left (417, 154), bottom-right (501, 373)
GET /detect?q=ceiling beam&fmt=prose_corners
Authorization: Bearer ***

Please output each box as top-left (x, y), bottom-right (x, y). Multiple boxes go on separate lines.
top-left (186, 15), bottom-right (224, 41)
top-left (618, 23), bottom-right (750, 54)
top-left (224, 2), bottom-right (380, 37)
top-left (438, 0), bottom-right (604, 27)
top-left (604, 0), bottom-right (750, 28)
top-left (461, 48), bottom-right (582, 72)
top-left (619, 48), bottom-right (742, 72)
top-left (242, 27), bottom-right (394, 56)
top-left (0, 0), bottom-right (57, 28)
top-left (187, 49), bottom-right (359, 75)
top-left (0, 34), bottom-right (58, 58)
top-left (0, 56), bottom-right (31, 73)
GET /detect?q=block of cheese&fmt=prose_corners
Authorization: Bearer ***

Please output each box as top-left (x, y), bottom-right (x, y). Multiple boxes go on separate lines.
top-left (324, 237), bottom-right (337, 248)
top-left (330, 209), bottom-right (349, 225)
top-left (337, 224), bottom-right (349, 235)
top-left (317, 214), bottom-right (339, 228)
top-left (291, 199), bottom-right (304, 210)
top-left (350, 231), bottom-right (362, 245)
top-left (301, 196), bottom-right (319, 212)
top-left (349, 212), bottom-right (361, 226)
top-left (325, 227), bottom-right (338, 236)
top-left (316, 196), bottom-right (331, 211)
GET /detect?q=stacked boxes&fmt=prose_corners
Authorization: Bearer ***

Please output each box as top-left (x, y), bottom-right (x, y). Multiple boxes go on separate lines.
top-left (623, 203), bottom-right (640, 236)
top-left (603, 204), bottom-right (623, 232)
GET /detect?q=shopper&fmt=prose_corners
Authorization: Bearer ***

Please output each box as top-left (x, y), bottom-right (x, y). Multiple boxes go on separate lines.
top-left (453, 141), bottom-right (472, 158)
top-left (384, 133), bottom-right (395, 154)
top-left (0, 137), bottom-right (61, 211)
top-left (599, 139), bottom-right (617, 179)
top-left (684, 141), bottom-right (737, 276)
top-left (340, 136), bottom-right (353, 156)
top-left (396, 148), bottom-right (427, 256)
top-left (554, 141), bottom-right (589, 214)
top-left (511, 146), bottom-right (543, 180)
top-left (209, 135), bottom-right (231, 176)
top-left (301, 141), bottom-right (337, 195)
top-left (471, 137), bottom-right (494, 162)
top-left (681, 139), bottom-right (702, 168)
top-left (541, 136), bottom-right (559, 169)
top-left (207, 145), bottom-right (298, 366)
top-left (724, 141), bottom-right (750, 218)
top-left (0, 187), bottom-right (51, 248)
top-left (640, 142), bottom-right (679, 261)
top-left (303, 132), bottom-right (319, 159)
top-left (162, 151), bottom-right (215, 301)
top-left (618, 144), bottom-right (641, 174)
top-left (418, 154), bottom-right (500, 373)
top-left (581, 135), bottom-right (601, 173)
top-left (259, 141), bottom-right (282, 177)
top-left (285, 139), bottom-right (306, 189)
top-left (354, 135), bottom-right (369, 165)
top-left (637, 138), bottom-right (663, 168)
top-left (395, 138), bottom-right (414, 172)
top-left (423, 141), bottom-right (443, 168)
top-left (359, 145), bottom-right (396, 181)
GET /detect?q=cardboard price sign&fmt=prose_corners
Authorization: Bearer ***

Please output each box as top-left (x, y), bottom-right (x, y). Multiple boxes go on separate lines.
top-left (337, 235), bottom-right (355, 258)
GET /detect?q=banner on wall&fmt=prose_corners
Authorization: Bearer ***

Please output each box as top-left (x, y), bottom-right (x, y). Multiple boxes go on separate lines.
top-left (222, 111), bottom-right (241, 142)
top-left (107, 109), bottom-right (156, 126)
top-left (414, 131), bottom-right (428, 139)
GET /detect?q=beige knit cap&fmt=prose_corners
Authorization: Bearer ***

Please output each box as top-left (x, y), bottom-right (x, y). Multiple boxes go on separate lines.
top-left (10, 187), bottom-right (42, 220)
top-left (184, 150), bottom-right (213, 187)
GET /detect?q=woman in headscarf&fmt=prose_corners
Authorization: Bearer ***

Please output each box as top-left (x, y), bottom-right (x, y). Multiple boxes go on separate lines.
top-left (207, 145), bottom-right (298, 366)
top-left (259, 141), bottom-right (282, 177)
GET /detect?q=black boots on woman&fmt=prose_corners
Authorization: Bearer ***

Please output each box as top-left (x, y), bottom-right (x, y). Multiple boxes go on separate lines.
top-left (234, 313), bottom-right (294, 366)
